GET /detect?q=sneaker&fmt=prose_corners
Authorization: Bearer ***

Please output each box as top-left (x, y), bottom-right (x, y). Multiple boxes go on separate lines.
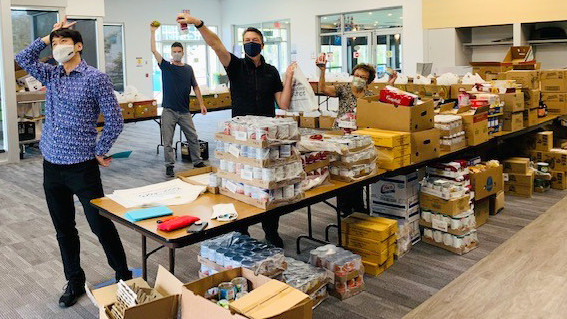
top-left (166, 166), bottom-right (174, 177)
top-left (194, 162), bottom-right (207, 168)
top-left (116, 270), bottom-right (133, 282)
top-left (59, 281), bottom-right (86, 308)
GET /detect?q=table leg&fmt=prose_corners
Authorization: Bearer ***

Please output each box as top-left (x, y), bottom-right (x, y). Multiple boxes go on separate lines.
top-left (154, 118), bottom-right (164, 155)
top-left (296, 205), bottom-right (329, 254)
top-left (142, 235), bottom-right (147, 281)
top-left (366, 185), bottom-right (372, 213)
top-left (169, 248), bottom-right (176, 274)
top-left (336, 204), bottom-right (343, 247)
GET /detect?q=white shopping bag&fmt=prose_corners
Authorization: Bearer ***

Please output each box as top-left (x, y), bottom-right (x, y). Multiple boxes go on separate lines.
top-left (289, 66), bottom-right (319, 113)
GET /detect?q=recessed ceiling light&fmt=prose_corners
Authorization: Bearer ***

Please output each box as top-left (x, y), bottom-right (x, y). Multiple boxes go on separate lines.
top-left (323, 17), bottom-right (327, 20)
top-left (388, 13), bottom-right (392, 16)
top-left (399, 16), bottom-right (403, 19)
top-left (369, 12), bottom-right (373, 15)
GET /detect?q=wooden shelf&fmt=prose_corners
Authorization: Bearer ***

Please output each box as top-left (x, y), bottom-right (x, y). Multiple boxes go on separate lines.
top-left (462, 41), bottom-right (513, 47)
top-left (527, 39), bottom-right (567, 45)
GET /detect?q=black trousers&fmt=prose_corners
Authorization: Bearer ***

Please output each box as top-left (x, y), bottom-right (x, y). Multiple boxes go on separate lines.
top-left (43, 159), bottom-right (130, 283)
top-left (237, 217), bottom-right (281, 242)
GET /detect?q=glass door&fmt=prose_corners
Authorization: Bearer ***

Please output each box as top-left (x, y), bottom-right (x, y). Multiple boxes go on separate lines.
top-left (346, 32), bottom-right (371, 73)
top-left (375, 29), bottom-right (402, 77)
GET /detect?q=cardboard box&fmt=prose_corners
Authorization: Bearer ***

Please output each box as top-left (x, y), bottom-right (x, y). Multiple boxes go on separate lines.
top-left (348, 243), bottom-right (395, 265)
top-left (119, 102), bottom-right (135, 120)
top-left (183, 268), bottom-right (312, 319)
top-left (422, 84), bottom-right (451, 100)
top-left (368, 82), bottom-right (387, 94)
top-left (503, 46), bottom-right (534, 65)
top-left (439, 104), bottom-right (489, 146)
top-left (422, 233), bottom-right (478, 255)
top-left (371, 172), bottom-right (419, 205)
top-left (499, 92), bottom-right (525, 113)
top-left (541, 93), bottom-right (567, 115)
top-left (341, 232), bottom-right (397, 254)
top-left (540, 69), bottom-right (567, 92)
top-left (440, 139), bottom-right (467, 152)
top-left (554, 139), bottom-right (567, 150)
top-left (524, 108), bottom-right (538, 126)
top-left (535, 131), bottom-right (553, 152)
top-left (410, 128), bottom-right (440, 164)
top-left (405, 84), bottom-right (426, 97)
top-left (470, 62), bottom-right (513, 81)
top-left (470, 165), bottom-right (504, 200)
top-left (318, 116), bottom-right (335, 129)
top-left (371, 198), bottom-right (420, 220)
top-left (87, 266), bottom-right (182, 319)
top-left (522, 89), bottom-right (540, 109)
top-left (502, 111), bottom-right (524, 132)
top-left (450, 84), bottom-right (475, 99)
top-left (551, 170), bottom-right (567, 190)
top-left (341, 212), bottom-right (398, 236)
top-left (353, 128), bottom-right (410, 148)
top-left (505, 70), bottom-right (540, 90)
top-left (177, 166), bottom-right (219, 194)
top-left (504, 182), bottom-right (533, 198)
top-left (489, 190), bottom-right (505, 215)
top-left (376, 145), bottom-right (411, 159)
top-left (419, 192), bottom-right (471, 216)
top-left (363, 255), bottom-right (395, 277)
top-left (300, 116), bottom-right (319, 129)
top-left (378, 155), bottom-right (411, 171)
top-left (530, 149), bottom-right (567, 171)
top-left (505, 172), bottom-right (535, 186)
top-left (474, 197), bottom-right (490, 227)
top-left (503, 157), bottom-right (530, 174)
top-left (134, 100), bottom-right (158, 118)
top-left (356, 97), bottom-right (434, 133)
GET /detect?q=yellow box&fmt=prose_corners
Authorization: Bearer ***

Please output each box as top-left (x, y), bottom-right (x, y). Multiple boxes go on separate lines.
top-left (352, 128), bottom-right (410, 148)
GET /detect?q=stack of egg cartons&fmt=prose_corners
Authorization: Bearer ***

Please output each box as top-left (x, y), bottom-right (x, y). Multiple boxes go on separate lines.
top-left (214, 116), bottom-right (305, 209)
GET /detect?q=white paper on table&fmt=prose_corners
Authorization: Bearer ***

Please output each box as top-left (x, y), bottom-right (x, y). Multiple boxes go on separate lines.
top-left (212, 203), bottom-right (238, 221)
top-left (184, 173), bottom-right (212, 186)
top-left (108, 179), bottom-right (206, 208)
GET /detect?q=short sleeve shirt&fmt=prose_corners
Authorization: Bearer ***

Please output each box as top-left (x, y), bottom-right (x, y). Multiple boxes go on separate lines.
top-left (335, 83), bottom-right (374, 119)
top-left (159, 60), bottom-right (197, 113)
top-left (225, 53), bottom-right (283, 117)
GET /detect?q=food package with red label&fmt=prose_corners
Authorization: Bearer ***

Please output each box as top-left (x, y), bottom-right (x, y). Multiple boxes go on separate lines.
top-left (157, 215), bottom-right (200, 232)
top-left (379, 85), bottom-right (419, 106)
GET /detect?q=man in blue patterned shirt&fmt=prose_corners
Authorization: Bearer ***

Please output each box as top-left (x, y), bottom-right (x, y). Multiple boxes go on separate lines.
top-left (15, 20), bottom-right (131, 308)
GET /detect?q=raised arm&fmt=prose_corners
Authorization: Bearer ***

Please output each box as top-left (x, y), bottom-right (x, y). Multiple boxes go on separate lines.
top-left (176, 12), bottom-right (231, 67)
top-left (316, 54), bottom-right (337, 97)
top-left (150, 23), bottom-right (163, 64)
top-left (275, 62), bottom-right (297, 110)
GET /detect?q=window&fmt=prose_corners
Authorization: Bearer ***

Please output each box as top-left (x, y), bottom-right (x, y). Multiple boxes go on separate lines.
top-left (152, 25), bottom-right (220, 103)
top-left (318, 8), bottom-right (403, 74)
top-left (104, 24), bottom-right (126, 92)
top-left (12, 9), bottom-right (58, 60)
top-left (67, 18), bottom-right (99, 68)
top-left (233, 20), bottom-right (291, 73)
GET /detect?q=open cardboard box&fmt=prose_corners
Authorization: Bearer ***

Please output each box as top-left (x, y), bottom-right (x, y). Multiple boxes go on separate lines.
top-left (470, 164), bottom-right (504, 200)
top-left (356, 97), bottom-right (434, 133)
top-left (87, 265), bottom-right (183, 319)
top-left (410, 128), bottom-right (440, 164)
top-left (177, 166), bottom-right (219, 194)
top-left (182, 267), bottom-right (312, 319)
top-left (439, 104), bottom-right (489, 146)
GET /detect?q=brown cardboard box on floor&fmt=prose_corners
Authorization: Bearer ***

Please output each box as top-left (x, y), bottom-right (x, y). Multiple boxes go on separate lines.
top-left (356, 97), bottom-right (434, 133)
top-left (470, 165), bottom-right (504, 200)
top-left (410, 128), bottom-right (440, 164)
top-left (535, 131), bottom-right (553, 152)
top-left (474, 197), bottom-right (490, 227)
top-left (419, 192), bottom-right (471, 216)
top-left (489, 190), bottom-right (505, 215)
top-left (87, 266), bottom-right (182, 319)
top-left (551, 170), bottom-right (567, 190)
top-left (505, 172), bottom-right (535, 186)
top-left (554, 139), bottom-right (567, 150)
top-left (540, 69), bottom-right (567, 92)
top-left (541, 93), bottom-right (567, 115)
top-left (499, 92), bottom-right (525, 113)
top-left (182, 268), bottom-right (312, 319)
top-left (505, 179), bottom-right (534, 198)
top-left (505, 70), bottom-right (540, 90)
top-left (530, 149), bottom-right (567, 171)
top-left (503, 157), bottom-right (530, 174)
top-left (523, 108), bottom-right (538, 126)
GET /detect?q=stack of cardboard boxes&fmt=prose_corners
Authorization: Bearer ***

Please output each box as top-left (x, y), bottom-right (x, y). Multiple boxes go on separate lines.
top-left (528, 131), bottom-right (567, 191)
top-left (468, 160), bottom-right (504, 226)
top-left (503, 157), bottom-right (534, 198)
top-left (340, 213), bottom-right (397, 276)
top-left (500, 92), bottom-right (525, 132)
top-left (369, 172), bottom-right (421, 256)
top-left (357, 97), bottom-right (439, 165)
top-left (438, 104), bottom-right (490, 147)
top-left (353, 128), bottom-right (411, 170)
top-left (541, 70), bottom-right (567, 116)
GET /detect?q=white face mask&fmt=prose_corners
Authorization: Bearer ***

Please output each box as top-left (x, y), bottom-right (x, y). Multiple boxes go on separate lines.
top-left (53, 44), bottom-right (76, 64)
top-left (172, 52), bottom-right (183, 62)
top-left (352, 76), bottom-right (367, 89)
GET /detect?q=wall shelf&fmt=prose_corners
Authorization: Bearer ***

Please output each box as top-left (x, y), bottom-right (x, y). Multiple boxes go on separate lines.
top-left (462, 41), bottom-right (513, 47)
top-left (527, 39), bottom-right (567, 45)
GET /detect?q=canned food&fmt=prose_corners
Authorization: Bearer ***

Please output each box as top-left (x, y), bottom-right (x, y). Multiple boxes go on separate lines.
top-left (231, 277), bottom-right (248, 293)
top-left (255, 126), bottom-right (269, 141)
top-left (218, 282), bottom-right (236, 301)
top-left (269, 147), bottom-right (280, 160)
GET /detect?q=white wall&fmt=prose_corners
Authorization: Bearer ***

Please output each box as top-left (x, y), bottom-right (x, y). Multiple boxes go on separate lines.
top-left (67, 0), bottom-right (104, 17)
top-left (105, 0), bottom-right (223, 98)
top-left (219, 0), bottom-right (423, 77)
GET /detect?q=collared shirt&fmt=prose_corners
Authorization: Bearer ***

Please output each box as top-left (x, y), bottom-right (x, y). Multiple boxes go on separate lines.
top-left (15, 38), bottom-right (123, 165)
top-left (225, 53), bottom-right (283, 117)
top-left (159, 60), bottom-right (197, 113)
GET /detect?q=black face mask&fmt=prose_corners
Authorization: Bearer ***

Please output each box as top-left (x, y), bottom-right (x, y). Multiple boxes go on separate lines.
top-left (244, 42), bottom-right (262, 57)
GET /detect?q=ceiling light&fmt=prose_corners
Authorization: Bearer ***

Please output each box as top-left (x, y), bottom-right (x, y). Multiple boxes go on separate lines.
top-left (394, 33), bottom-right (400, 40)
top-left (399, 16), bottom-right (403, 19)
top-left (323, 17), bottom-right (327, 20)
top-left (369, 12), bottom-right (373, 15)
top-left (388, 13), bottom-right (392, 16)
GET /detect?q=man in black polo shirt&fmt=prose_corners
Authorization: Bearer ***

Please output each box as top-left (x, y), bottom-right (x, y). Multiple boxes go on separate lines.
top-left (176, 12), bottom-right (296, 247)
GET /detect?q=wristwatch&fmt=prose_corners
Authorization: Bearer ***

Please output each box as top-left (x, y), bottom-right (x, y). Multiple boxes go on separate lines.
top-left (196, 20), bottom-right (205, 29)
